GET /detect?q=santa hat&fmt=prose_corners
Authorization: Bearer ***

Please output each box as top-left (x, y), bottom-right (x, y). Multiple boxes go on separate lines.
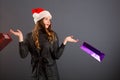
top-left (32, 8), bottom-right (52, 24)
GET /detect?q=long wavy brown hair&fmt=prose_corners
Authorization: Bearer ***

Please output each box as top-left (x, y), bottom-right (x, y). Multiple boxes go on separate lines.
top-left (32, 18), bottom-right (56, 49)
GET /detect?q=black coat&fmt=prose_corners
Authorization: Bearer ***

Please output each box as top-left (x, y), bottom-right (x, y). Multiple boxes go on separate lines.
top-left (19, 31), bottom-right (65, 80)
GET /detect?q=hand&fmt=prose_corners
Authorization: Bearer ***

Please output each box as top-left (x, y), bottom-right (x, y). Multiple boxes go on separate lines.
top-left (63, 35), bottom-right (79, 45)
top-left (10, 29), bottom-right (24, 42)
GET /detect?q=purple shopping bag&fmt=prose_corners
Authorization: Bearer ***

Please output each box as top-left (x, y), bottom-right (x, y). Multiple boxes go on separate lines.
top-left (80, 42), bottom-right (105, 62)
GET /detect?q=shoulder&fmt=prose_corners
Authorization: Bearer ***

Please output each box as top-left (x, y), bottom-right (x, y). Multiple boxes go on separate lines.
top-left (53, 31), bottom-right (58, 36)
top-left (26, 32), bottom-right (32, 37)
top-left (53, 31), bottom-right (59, 41)
top-left (27, 32), bottom-right (32, 36)
top-left (25, 32), bottom-right (32, 40)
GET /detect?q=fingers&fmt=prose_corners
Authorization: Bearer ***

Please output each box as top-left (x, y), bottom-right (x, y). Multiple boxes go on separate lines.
top-left (70, 35), bottom-right (79, 42)
top-left (9, 29), bottom-right (22, 36)
top-left (72, 39), bottom-right (79, 43)
top-left (70, 35), bottom-right (73, 38)
top-left (10, 29), bottom-right (15, 34)
top-left (10, 29), bottom-right (21, 33)
top-left (67, 35), bottom-right (79, 43)
top-left (10, 29), bottom-right (14, 32)
top-left (76, 39), bottom-right (79, 42)
top-left (17, 29), bottom-right (22, 33)
top-left (17, 29), bottom-right (20, 32)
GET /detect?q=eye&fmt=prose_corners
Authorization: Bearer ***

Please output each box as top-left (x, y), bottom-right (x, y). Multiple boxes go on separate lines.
top-left (44, 18), bottom-right (47, 20)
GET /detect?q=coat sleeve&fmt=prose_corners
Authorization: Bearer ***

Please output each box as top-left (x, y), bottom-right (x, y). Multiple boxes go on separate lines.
top-left (19, 34), bottom-right (29, 58)
top-left (52, 33), bottom-right (66, 59)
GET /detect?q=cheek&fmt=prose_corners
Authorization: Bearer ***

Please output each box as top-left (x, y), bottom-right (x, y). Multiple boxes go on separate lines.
top-left (43, 20), bottom-right (46, 24)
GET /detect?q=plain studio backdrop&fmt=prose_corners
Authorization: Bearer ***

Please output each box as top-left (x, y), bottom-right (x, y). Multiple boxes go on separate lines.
top-left (0, 0), bottom-right (120, 80)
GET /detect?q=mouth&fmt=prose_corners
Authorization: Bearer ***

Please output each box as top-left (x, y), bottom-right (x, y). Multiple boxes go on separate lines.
top-left (45, 25), bottom-right (49, 28)
top-left (46, 24), bottom-right (49, 26)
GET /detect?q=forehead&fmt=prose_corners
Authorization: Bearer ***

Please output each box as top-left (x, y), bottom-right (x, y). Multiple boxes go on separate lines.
top-left (43, 16), bottom-right (51, 19)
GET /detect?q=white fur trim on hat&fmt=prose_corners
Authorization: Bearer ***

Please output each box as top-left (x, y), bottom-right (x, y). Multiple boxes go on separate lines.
top-left (33, 10), bottom-right (52, 24)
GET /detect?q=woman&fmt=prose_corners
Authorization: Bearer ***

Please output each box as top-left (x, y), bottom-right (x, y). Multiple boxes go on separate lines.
top-left (10, 8), bottom-right (78, 80)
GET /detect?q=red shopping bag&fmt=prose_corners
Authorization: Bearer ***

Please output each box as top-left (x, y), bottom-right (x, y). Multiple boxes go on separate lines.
top-left (0, 33), bottom-right (12, 51)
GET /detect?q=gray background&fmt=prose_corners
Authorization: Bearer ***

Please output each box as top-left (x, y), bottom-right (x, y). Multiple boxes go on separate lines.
top-left (0, 0), bottom-right (120, 80)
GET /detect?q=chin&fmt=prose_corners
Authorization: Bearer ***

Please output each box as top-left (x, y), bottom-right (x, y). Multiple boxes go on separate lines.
top-left (45, 26), bottom-right (49, 29)
top-left (45, 27), bottom-right (48, 29)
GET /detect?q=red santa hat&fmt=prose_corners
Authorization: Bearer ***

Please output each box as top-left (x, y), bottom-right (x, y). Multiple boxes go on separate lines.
top-left (32, 8), bottom-right (52, 24)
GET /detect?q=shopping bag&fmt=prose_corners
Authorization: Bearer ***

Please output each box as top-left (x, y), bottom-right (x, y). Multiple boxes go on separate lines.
top-left (80, 42), bottom-right (105, 62)
top-left (0, 33), bottom-right (12, 51)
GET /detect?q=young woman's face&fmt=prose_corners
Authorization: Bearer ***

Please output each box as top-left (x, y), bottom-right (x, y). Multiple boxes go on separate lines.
top-left (43, 16), bottom-right (51, 29)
